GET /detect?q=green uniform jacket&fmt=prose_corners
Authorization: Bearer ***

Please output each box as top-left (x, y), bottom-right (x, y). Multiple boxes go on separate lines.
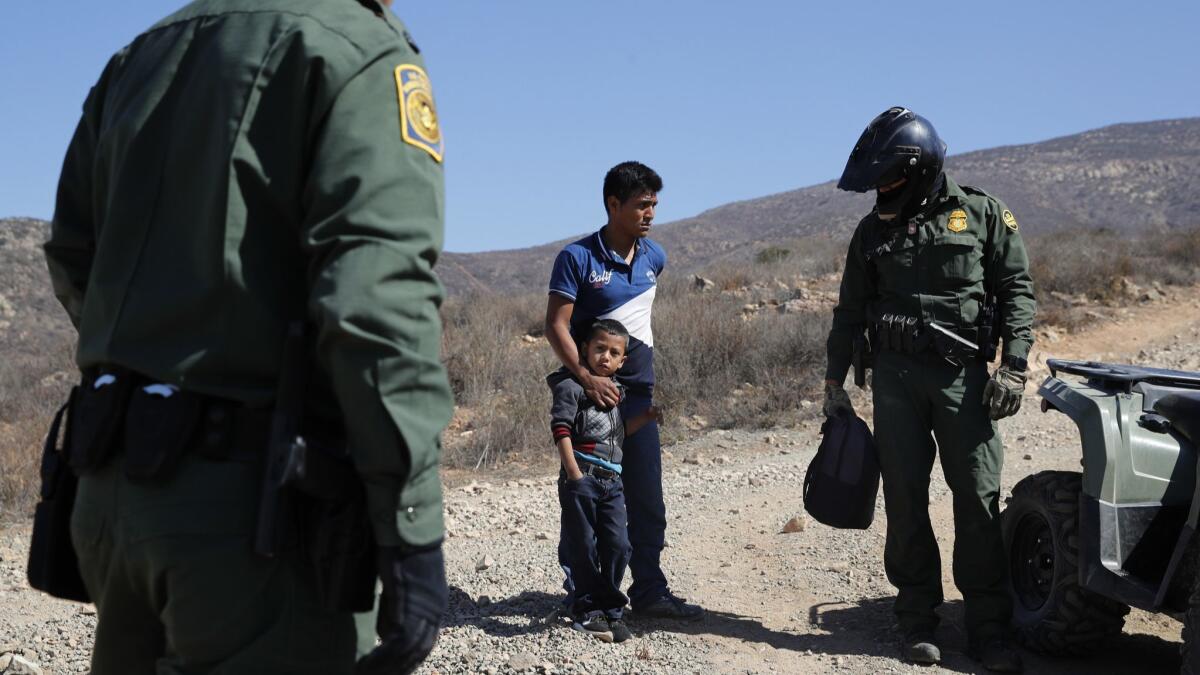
top-left (826, 176), bottom-right (1036, 383)
top-left (44, 0), bottom-right (451, 548)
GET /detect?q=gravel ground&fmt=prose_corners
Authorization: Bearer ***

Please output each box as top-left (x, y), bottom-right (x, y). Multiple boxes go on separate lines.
top-left (2, 303), bottom-right (1198, 675)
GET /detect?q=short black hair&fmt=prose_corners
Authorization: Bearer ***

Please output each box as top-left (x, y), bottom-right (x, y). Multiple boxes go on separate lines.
top-left (584, 319), bottom-right (630, 349)
top-left (603, 161), bottom-right (662, 213)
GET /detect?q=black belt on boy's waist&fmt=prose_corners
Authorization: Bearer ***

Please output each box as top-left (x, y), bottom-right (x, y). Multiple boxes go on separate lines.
top-left (579, 462), bottom-right (619, 480)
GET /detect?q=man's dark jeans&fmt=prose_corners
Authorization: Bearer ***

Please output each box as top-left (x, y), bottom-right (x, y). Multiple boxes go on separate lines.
top-left (557, 471), bottom-right (631, 619)
top-left (557, 392), bottom-right (669, 611)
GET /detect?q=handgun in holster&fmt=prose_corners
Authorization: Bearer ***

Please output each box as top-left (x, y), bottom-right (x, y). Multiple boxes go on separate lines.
top-left (852, 330), bottom-right (873, 389)
top-left (977, 296), bottom-right (1001, 363)
top-left (255, 322), bottom-right (376, 612)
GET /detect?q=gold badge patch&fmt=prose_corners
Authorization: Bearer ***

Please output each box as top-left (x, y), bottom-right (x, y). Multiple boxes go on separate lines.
top-left (947, 209), bottom-right (968, 233)
top-left (394, 64), bottom-right (443, 162)
top-left (1002, 209), bottom-right (1018, 231)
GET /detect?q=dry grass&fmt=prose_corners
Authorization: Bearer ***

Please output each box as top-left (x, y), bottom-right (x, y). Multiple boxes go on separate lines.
top-left (440, 292), bottom-right (557, 469)
top-left (1030, 227), bottom-right (1200, 329)
top-left (653, 278), bottom-right (826, 443)
top-left (3, 226), bottom-right (1198, 513)
top-left (0, 342), bottom-right (75, 516)
top-left (438, 238), bottom-right (842, 467)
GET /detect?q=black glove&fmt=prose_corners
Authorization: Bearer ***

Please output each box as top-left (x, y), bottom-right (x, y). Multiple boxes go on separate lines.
top-left (823, 382), bottom-right (855, 418)
top-left (355, 543), bottom-right (448, 675)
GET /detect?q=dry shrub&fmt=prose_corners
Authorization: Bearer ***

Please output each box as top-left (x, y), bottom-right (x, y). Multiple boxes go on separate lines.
top-left (438, 267), bottom-right (830, 468)
top-left (755, 245), bottom-right (792, 265)
top-left (1158, 228), bottom-right (1200, 283)
top-left (0, 342), bottom-right (75, 516)
top-left (442, 355), bottom-right (555, 470)
top-left (442, 291), bottom-right (544, 405)
top-left (653, 278), bottom-right (826, 440)
top-left (440, 291), bottom-right (556, 468)
top-left (712, 266), bottom-right (753, 292)
top-left (1029, 226), bottom-right (1200, 330)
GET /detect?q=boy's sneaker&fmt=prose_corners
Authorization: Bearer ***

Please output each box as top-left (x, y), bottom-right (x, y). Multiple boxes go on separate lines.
top-left (572, 614), bottom-right (614, 643)
top-left (636, 593), bottom-right (704, 620)
top-left (609, 619), bottom-right (633, 643)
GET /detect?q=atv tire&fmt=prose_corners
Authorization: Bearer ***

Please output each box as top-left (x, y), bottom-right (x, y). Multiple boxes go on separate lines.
top-left (1002, 470), bottom-right (1130, 655)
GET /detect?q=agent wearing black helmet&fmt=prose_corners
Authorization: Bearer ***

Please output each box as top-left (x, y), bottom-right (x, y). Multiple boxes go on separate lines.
top-left (822, 108), bottom-right (1035, 672)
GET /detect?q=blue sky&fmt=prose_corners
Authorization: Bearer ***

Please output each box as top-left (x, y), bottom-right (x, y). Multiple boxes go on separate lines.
top-left (2, 1), bottom-right (1197, 252)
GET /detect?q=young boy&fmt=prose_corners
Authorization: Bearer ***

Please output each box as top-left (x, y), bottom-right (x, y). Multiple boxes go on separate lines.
top-left (547, 319), bottom-right (659, 643)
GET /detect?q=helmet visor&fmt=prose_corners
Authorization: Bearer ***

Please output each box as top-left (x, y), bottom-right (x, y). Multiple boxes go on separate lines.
top-left (837, 142), bottom-right (919, 193)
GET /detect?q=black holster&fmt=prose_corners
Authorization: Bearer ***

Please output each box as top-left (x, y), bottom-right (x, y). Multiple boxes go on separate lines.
top-left (27, 394), bottom-right (90, 602)
top-left (977, 298), bottom-right (1001, 363)
top-left (852, 331), bottom-right (872, 388)
top-left (302, 481), bottom-right (376, 613)
top-left (297, 439), bottom-right (377, 613)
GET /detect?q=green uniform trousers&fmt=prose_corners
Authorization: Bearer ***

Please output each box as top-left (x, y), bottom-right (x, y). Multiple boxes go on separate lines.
top-left (871, 351), bottom-right (1012, 641)
top-left (70, 451), bottom-right (365, 675)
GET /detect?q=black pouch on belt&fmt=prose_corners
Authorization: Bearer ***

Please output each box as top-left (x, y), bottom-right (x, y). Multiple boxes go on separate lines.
top-left (876, 314), bottom-right (893, 351)
top-left (889, 315), bottom-right (907, 353)
top-left (66, 371), bottom-right (135, 475)
top-left (123, 385), bottom-right (204, 482)
top-left (900, 316), bottom-right (919, 354)
top-left (28, 394), bottom-right (91, 602)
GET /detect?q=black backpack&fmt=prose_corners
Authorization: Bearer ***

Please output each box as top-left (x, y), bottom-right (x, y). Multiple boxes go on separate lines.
top-left (802, 412), bottom-right (880, 529)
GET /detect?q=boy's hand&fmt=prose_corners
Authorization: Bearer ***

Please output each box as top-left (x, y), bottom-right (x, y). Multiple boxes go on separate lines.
top-left (582, 371), bottom-right (621, 408)
top-left (566, 467), bottom-right (585, 481)
top-left (645, 405), bottom-right (662, 424)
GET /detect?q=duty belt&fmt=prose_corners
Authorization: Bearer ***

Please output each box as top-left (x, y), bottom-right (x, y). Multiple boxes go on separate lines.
top-left (79, 365), bottom-right (334, 465)
top-left (870, 315), bottom-right (982, 360)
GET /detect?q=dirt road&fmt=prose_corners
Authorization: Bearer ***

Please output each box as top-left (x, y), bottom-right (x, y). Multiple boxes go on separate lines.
top-left (1, 293), bottom-right (1198, 674)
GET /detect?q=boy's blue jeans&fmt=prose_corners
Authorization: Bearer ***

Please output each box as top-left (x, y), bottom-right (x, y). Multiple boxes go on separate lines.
top-left (559, 392), bottom-right (669, 611)
top-left (557, 470), bottom-right (631, 619)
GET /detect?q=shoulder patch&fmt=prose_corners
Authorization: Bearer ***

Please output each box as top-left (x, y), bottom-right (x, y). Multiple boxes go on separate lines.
top-left (947, 209), bottom-right (968, 233)
top-left (1002, 209), bottom-right (1018, 231)
top-left (394, 64), bottom-right (443, 162)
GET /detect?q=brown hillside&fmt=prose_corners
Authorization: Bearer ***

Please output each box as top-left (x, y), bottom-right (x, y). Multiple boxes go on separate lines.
top-left (440, 117), bottom-right (1200, 295)
top-left (0, 218), bottom-right (75, 360)
top-left (4, 117), bottom-right (1197, 333)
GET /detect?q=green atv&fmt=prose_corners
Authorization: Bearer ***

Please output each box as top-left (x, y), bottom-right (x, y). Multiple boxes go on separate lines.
top-left (1002, 359), bottom-right (1200, 670)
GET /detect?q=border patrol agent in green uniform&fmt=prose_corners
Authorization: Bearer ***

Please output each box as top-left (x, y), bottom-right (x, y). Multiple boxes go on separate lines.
top-left (823, 108), bottom-right (1034, 672)
top-left (43, 1), bottom-right (451, 673)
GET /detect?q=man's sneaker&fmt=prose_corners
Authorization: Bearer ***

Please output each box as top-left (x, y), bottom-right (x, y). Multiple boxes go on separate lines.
top-left (636, 593), bottom-right (704, 620)
top-left (609, 619), bottom-right (633, 643)
top-left (969, 637), bottom-right (1024, 673)
top-left (901, 630), bottom-right (941, 665)
top-left (572, 614), bottom-right (614, 643)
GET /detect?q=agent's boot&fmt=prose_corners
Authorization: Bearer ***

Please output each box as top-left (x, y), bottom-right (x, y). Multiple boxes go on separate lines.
top-left (902, 629), bottom-right (941, 665)
top-left (969, 637), bottom-right (1024, 673)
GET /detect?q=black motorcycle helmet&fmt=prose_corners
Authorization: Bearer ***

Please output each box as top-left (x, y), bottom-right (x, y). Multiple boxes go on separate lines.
top-left (837, 107), bottom-right (947, 221)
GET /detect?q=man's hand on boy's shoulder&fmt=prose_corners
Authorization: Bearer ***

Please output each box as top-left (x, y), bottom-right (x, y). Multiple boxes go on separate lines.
top-left (581, 371), bottom-right (621, 408)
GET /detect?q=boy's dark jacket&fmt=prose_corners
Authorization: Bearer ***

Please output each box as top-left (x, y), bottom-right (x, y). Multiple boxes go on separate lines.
top-left (546, 367), bottom-right (625, 466)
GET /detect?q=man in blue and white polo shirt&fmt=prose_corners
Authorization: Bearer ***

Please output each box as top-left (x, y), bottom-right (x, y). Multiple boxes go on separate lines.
top-left (544, 161), bottom-right (703, 620)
